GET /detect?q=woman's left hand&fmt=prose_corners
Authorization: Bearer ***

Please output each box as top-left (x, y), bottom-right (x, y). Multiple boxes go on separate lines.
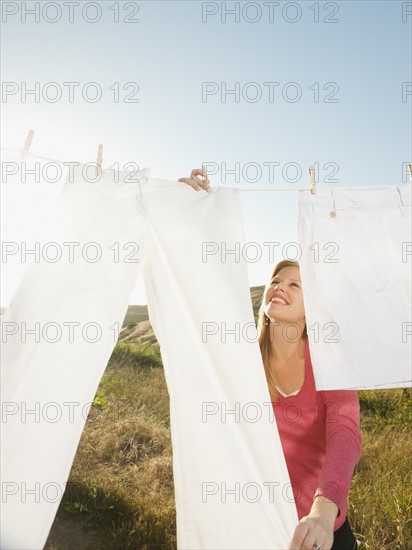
top-left (288, 499), bottom-right (337, 550)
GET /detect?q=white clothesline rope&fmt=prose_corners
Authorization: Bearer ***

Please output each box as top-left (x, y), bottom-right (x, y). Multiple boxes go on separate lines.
top-left (0, 146), bottom-right (409, 192)
top-left (237, 185), bottom-right (399, 192)
top-left (1, 146), bottom-right (68, 164)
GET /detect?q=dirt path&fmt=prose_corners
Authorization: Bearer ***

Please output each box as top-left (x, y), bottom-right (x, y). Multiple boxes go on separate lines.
top-left (44, 516), bottom-right (99, 550)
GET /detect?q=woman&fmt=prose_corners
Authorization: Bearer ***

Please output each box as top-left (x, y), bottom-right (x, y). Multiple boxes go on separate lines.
top-left (179, 169), bottom-right (362, 550)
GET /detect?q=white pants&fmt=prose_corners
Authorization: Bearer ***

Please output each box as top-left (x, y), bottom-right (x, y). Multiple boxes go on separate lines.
top-left (297, 185), bottom-right (411, 390)
top-left (1, 163), bottom-right (298, 549)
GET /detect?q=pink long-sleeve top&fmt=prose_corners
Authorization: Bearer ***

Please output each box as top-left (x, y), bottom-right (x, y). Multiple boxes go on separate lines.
top-left (272, 337), bottom-right (362, 532)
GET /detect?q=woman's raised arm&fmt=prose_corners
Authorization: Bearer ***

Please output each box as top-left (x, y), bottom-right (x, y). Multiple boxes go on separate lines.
top-left (178, 167), bottom-right (211, 192)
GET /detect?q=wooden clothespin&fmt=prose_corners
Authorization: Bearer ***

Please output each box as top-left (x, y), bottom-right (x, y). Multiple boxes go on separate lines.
top-left (202, 163), bottom-right (211, 193)
top-left (21, 129), bottom-right (35, 160)
top-left (96, 144), bottom-right (103, 177)
top-left (408, 163), bottom-right (412, 180)
top-left (309, 165), bottom-right (316, 194)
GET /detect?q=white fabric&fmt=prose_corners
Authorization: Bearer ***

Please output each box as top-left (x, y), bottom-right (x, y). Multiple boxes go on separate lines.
top-left (1, 163), bottom-right (298, 550)
top-left (1, 163), bottom-right (150, 549)
top-left (297, 185), bottom-right (412, 390)
top-left (275, 385), bottom-right (301, 398)
top-left (2, 161), bottom-right (411, 549)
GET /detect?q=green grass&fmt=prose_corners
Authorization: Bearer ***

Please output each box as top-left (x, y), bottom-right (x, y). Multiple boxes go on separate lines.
top-left (358, 388), bottom-right (412, 429)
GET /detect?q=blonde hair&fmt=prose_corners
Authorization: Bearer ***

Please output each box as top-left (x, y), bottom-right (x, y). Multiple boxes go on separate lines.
top-left (257, 259), bottom-right (307, 404)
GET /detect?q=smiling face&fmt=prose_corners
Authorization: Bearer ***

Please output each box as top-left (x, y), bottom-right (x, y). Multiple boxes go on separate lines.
top-left (264, 265), bottom-right (306, 326)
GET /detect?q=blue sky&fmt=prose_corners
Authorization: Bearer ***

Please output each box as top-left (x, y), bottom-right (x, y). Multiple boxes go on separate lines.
top-left (1, 0), bottom-right (411, 305)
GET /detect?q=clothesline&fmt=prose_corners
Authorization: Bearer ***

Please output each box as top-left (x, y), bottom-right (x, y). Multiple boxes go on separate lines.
top-left (238, 185), bottom-right (398, 192)
top-left (1, 146), bottom-right (68, 164)
top-left (0, 146), bottom-right (407, 192)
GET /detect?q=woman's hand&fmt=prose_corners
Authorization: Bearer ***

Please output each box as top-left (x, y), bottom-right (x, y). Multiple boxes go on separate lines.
top-left (178, 168), bottom-right (211, 192)
top-left (288, 497), bottom-right (338, 550)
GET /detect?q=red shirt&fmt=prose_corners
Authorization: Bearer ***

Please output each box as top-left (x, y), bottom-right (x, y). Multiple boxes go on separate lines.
top-left (272, 337), bottom-right (362, 532)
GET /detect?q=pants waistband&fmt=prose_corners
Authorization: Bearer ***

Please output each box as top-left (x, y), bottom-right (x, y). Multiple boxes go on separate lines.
top-left (298, 185), bottom-right (411, 209)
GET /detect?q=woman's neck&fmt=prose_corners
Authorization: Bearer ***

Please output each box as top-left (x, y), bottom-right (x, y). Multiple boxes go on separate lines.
top-left (269, 335), bottom-right (306, 363)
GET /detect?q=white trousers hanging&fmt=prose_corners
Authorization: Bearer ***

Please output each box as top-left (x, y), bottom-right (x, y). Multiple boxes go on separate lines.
top-left (297, 185), bottom-right (411, 390)
top-left (1, 163), bottom-right (298, 550)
